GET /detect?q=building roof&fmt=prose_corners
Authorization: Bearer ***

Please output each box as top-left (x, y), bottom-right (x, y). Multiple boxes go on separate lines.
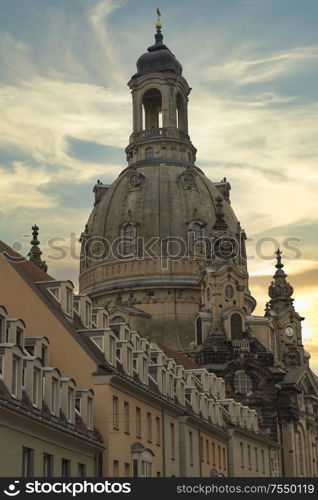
top-left (160, 343), bottom-right (198, 370)
top-left (0, 378), bottom-right (103, 447)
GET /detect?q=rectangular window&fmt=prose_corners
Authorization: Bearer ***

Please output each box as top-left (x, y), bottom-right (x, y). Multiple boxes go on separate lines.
top-left (12, 355), bottom-right (20, 396)
top-left (247, 444), bottom-right (251, 470)
top-left (32, 368), bottom-right (40, 406)
top-left (87, 397), bottom-right (93, 429)
top-left (0, 355), bottom-right (3, 377)
top-left (61, 458), bottom-right (70, 478)
top-left (127, 348), bottom-right (132, 375)
top-left (52, 377), bottom-right (59, 415)
top-left (109, 337), bottom-right (115, 365)
top-left (240, 442), bottom-right (244, 468)
top-left (85, 302), bottom-right (92, 327)
top-left (66, 289), bottom-right (73, 316)
top-left (200, 437), bottom-right (204, 462)
top-left (255, 448), bottom-right (259, 471)
top-left (212, 442), bottom-right (216, 466)
top-left (113, 460), bottom-right (119, 477)
top-left (189, 431), bottom-right (193, 466)
top-left (206, 440), bottom-right (210, 464)
top-left (124, 401), bottom-right (130, 434)
top-left (142, 358), bottom-right (147, 382)
top-left (136, 407), bottom-right (141, 438)
top-left (132, 459), bottom-right (138, 478)
top-left (102, 314), bottom-right (108, 329)
top-left (112, 396), bottom-right (119, 430)
top-left (16, 328), bottom-right (23, 346)
top-left (124, 463), bottom-right (130, 477)
top-left (0, 315), bottom-right (5, 343)
top-left (22, 447), bottom-right (34, 477)
top-left (170, 423), bottom-right (175, 460)
top-left (218, 445), bottom-right (221, 468)
top-left (223, 448), bottom-right (226, 470)
top-left (147, 412), bottom-right (152, 442)
top-left (43, 453), bottom-right (53, 477)
top-left (156, 416), bottom-right (161, 445)
top-left (162, 371), bottom-right (166, 394)
top-left (78, 463), bottom-right (86, 478)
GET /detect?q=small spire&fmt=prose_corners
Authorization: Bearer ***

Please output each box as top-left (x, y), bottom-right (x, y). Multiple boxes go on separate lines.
top-left (156, 8), bottom-right (162, 30)
top-left (28, 225), bottom-right (48, 272)
top-left (275, 248), bottom-right (284, 270)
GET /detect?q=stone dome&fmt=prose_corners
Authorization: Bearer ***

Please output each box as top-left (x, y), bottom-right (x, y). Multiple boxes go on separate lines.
top-left (134, 30), bottom-right (182, 78)
top-left (84, 164), bottom-right (239, 262)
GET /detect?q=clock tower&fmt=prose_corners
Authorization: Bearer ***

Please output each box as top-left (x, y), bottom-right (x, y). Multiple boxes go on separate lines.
top-left (266, 250), bottom-right (305, 367)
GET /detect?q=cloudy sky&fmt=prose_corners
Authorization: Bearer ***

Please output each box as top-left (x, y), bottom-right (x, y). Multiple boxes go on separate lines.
top-left (1, 0), bottom-right (317, 369)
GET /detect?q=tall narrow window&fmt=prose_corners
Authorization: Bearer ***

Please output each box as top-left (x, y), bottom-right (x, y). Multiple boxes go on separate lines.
top-left (112, 396), bottom-right (119, 430)
top-left (156, 416), bottom-right (161, 445)
top-left (124, 401), bottom-right (130, 434)
top-left (231, 313), bottom-right (243, 339)
top-left (261, 449), bottom-right (265, 473)
top-left (171, 423), bottom-right (175, 460)
top-left (240, 442), bottom-right (244, 468)
top-left (136, 407), bottom-right (141, 438)
top-left (12, 356), bottom-right (20, 397)
top-left (78, 463), bottom-right (86, 478)
top-left (32, 368), bottom-right (40, 406)
top-left (41, 344), bottom-right (48, 365)
top-left (189, 431), bottom-right (193, 466)
top-left (200, 437), bottom-right (204, 462)
top-left (22, 447), bottom-right (34, 477)
top-left (145, 147), bottom-right (154, 159)
top-left (212, 442), bottom-right (216, 466)
top-left (190, 223), bottom-right (204, 254)
top-left (147, 412), bottom-right (152, 442)
top-left (247, 445), bottom-right (251, 470)
top-left (66, 289), bottom-right (73, 316)
top-left (206, 440), bottom-right (210, 464)
top-left (255, 448), bottom-right (259, 471)
top-left (51, 378), bottom-right (59, 415)
top-left (142, 88), bottom-right (162, 130)
top-left (61, 459), bottom-right (70, 478)
top-left (67, 387), bottom-right (74, 422)
top-left (298, 434), bottom-right (304, 476)
top-left (223, 448), bottom-right (226, 470)
top-left (87, 396), bottom-right (93, 429)
top-left (196, 317), bottom-right (202, 345)
top-left (16, 328), bottom-right (23, 346)
top-left (43, 454), bottom-right (53, 477)
top-left (113, 460), bottom-right (119, 477)
top-left (218, 445), bottom-right (221, 468)
top-left (123, 223), bottom-right (137, 255)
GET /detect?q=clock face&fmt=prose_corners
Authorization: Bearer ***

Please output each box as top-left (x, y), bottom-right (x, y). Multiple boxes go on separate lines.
top-left (285, 326), bottom-right (295, 338)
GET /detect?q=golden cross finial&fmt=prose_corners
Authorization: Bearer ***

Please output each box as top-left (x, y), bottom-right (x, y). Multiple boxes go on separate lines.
top-left (156, 8), bottom-right (162, 30)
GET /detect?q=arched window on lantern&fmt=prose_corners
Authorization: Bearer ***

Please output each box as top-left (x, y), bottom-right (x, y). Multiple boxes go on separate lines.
top-left (123, 223), bottom-right (137, 255)
top-left (142, 88), bottom-right (163, 130)
top-left (196, 317), bottom-right (202, 346)
top-left (231, 313), bottom-right (243, 340)
top-left (145, 147), bottom-right (154, 159)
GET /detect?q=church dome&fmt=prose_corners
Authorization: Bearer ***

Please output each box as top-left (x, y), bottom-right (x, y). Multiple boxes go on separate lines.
top-left (81, 164), bottom-right (240, 277)
top-left (134, 29), bottom-right (182, 77)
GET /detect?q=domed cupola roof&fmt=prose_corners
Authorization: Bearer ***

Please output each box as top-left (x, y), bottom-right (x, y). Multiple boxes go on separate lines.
top-left (134, 28), bottom-right (182, 78)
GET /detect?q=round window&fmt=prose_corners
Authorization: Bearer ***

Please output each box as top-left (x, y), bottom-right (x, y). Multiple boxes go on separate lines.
top-left (234, 372), bottom-right (253, 395)
top-left (130, 174), bottom-right (141, 188)
top-left (183, 172), bottom-right (195, 187)
top-left (225, 284), bottom-right (235, 300)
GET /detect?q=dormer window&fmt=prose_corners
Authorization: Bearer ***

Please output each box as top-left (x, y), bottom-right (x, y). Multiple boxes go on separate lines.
top-left (0, 315), bottom-right (5, 343)
top-left (32, 367), bottom-right (41, 406)
top-left (190, 222), bottom-right (204, 254)
top-left (109, 336), bottom-right (116, 365)
top-left (66, 289), bottom-right (73, 316)
top-left (48, 287), bottom-right (60, 302)
top-left (87, 396), bottom-right (93, 430)
top-left (12, 355), bottom-right (21, 397)
top-left (52, 377), bottom-right (59, 415)
top-left (41, 344), bottom-right (48, 365)
top-left (123, 223), bottom-right (137, 255)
